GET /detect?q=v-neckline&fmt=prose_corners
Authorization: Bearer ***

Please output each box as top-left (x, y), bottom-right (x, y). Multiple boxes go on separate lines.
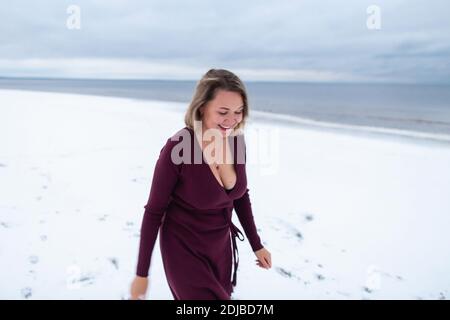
top-left (190, 127), bottom-right (237, 195)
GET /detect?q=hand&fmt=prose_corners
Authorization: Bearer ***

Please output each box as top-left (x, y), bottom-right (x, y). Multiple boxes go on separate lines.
top-left (130, 276), bottom-right (149, 300)
top-left (254, 247), bottom-right (272, 269)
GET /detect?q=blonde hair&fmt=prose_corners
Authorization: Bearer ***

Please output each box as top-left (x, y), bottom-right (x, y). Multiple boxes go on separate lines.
top-left (184, 69), bottom-right (249, 134)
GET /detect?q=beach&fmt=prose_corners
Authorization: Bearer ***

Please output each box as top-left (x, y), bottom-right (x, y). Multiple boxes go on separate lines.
top-left (1, 89), bottom-right (449, 299)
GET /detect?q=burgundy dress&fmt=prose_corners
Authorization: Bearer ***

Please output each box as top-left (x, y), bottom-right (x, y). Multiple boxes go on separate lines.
top-left (136, 126), bottom-right (263, 300)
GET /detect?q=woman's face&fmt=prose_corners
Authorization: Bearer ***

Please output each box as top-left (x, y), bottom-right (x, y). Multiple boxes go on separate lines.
top-left (200, 90), bottom-right (244, 137)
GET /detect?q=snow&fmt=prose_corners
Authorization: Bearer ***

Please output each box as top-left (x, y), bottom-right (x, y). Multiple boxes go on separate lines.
top-left (0, 89), bottom-right (449, 300)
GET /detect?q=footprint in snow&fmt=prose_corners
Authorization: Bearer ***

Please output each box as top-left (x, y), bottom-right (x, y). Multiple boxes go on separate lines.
top-left (69, 274), bottom-right (96, 286)
top-left (275, 267), bottom-right (293, 278)
top-left (98, 214), bottom-right (108, 221)
top-left (21, 287), bottom-right (33, 299)
top-left (29, 256), bottom-right (39, 264)
top-left (108, 257), bottom-right (119, 270)
top-left (276, 218), bottom-right (303, 242)
top-left (275, 267), bottom-right (302, 281)
top-left (316, 274), bottom-right (325, 281)
top-left (363, 286), bottom-right (374, 294)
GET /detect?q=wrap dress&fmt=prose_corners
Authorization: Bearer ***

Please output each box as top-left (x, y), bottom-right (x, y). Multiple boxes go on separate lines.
top-left (136, 126), bottom-right (263, 300)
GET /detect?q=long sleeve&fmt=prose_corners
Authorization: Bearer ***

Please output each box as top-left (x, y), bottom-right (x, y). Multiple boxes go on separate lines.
top-left (232, 134), bottom-right (263, 252)
top-left (234, 188), bottom-right (264, 252)
top-left (136, 138), bottom-right (181, 277)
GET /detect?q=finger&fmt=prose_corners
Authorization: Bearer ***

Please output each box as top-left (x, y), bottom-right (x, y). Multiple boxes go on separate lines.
top-left (265, 255), bottom-right (272, 268)
top-left (258, 258), bottom-right (269, 269)
top-left (256, 258), bottom-right (269, 269)
top-left (261, 255), bottom-right (270, 268)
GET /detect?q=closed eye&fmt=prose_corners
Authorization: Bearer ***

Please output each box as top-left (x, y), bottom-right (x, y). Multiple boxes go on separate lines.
top-left (219, 111), bottom-right (242, 115)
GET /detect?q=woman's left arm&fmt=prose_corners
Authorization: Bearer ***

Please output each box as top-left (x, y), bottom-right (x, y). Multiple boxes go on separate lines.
top-left (233, 188), bottom-right (272, 269)
top-left (232, 134), bottom-right (271, 269)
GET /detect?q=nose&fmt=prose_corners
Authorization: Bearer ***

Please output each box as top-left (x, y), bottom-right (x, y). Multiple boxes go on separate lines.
top-left (223, 114), bottom-right (240, 126)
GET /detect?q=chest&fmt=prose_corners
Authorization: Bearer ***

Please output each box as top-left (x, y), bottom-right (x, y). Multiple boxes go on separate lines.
top-left (208, 162), bottom-right (237, 190)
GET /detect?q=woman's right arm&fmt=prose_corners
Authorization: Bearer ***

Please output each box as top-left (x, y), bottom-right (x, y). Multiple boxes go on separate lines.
top-left (131, 137), bottom-right (181, 299)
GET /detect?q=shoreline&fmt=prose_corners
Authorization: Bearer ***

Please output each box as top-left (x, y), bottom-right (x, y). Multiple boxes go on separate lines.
top-left (2, 87), bottom-right (450, 147)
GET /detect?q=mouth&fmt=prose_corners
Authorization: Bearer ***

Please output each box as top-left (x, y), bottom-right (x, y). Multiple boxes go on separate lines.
top-left (218, 124), bottom-right (233, 132)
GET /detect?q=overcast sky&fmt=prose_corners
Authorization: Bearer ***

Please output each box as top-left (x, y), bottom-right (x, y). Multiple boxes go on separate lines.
top-left (1, 0), bottom-right (449, 83)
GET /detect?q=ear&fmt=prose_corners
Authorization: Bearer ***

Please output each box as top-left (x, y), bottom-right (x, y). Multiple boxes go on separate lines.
top-left (199, 106), bottom-right (205, 116)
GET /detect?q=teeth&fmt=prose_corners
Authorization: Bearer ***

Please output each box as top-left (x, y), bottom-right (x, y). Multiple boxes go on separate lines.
top-left (219, 125), bottom-right (231, 129)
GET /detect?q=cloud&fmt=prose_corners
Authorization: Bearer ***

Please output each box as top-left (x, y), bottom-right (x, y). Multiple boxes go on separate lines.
top-left (0, 58), bottom-right (366, 82)
top-left (0, 0), bottom-right (449, 83)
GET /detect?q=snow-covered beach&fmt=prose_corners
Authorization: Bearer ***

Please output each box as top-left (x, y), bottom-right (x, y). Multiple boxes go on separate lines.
top-left (1, 89), bottom-right (449, 300)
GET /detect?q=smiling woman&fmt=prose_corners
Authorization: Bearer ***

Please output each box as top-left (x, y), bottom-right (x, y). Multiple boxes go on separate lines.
top-left (184, 69), bottom-right (249, 136)
top-left (130, 69), bottom-right (272, 300)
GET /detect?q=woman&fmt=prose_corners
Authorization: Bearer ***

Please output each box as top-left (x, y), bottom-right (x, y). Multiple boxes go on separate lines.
top-left (130, 69), bottom-right (272, 300)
